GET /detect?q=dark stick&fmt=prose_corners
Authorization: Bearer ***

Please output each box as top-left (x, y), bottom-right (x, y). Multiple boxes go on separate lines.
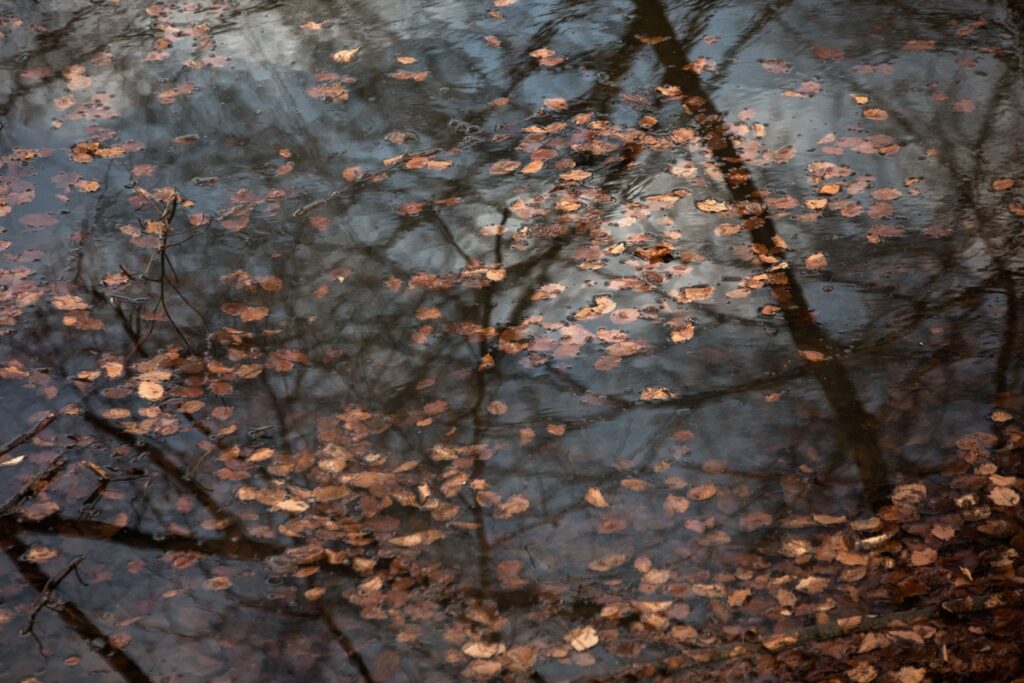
top-left (21, 554), bottom-right (85, 636)
top-left (2, 540), bottom-right (153, 683)
top-left (0, 412), bottom-right (56, 458)
top-left (0, 455), bottom-right (68, 516)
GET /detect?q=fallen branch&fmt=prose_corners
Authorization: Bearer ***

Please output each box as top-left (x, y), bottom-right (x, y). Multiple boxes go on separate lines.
top-left (21, 554), bottom-right (85, 636)
top-left (584, 590), bottom-right (1023, 680)
top-left (0, 455), bottom-right (68, 516)
top-left (3, 540), bottom-right (153, 683)
top-left (0, 412), bottom-right (56, 458)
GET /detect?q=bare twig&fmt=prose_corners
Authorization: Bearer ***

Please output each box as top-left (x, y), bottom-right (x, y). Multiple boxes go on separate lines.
top-left (2, 540), bottom-right (153, 683)
top-left (0, 455), bottom-right (68, 516)
top-left (0, 412), bottom-right (56, 458)
top-left (21, 554), bottom-right (85, 636)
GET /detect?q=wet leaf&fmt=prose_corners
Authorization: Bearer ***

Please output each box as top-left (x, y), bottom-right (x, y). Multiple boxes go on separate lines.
top-left (567, 626), bottom-right (599, 651)
top-left (331, 48), bottom-right (360, 63)
top-left (494, 494), bottom-right (530, 519)
top-left (489, 160), bottom-right (520, 175)
top-left (584, 487), bottom-right (609, 508)
top-left (138, 380), bottom-right (164, 401)
top-left (640, 387), bottom-right (678, 401)
top-left (588, 553), bottom-right (628, 572)
top-left (696, 198), bottom-right (729, 213)
top-left (462, 641), bottom-right (506, 659)
top-left (990, 487), bottom-right (1020, 507)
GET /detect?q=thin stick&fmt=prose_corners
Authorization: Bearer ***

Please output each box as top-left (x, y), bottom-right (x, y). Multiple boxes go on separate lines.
top-left (21, 555), bottom-right (85, 636)
top-left (0, 412), bottom-right (56, 457)
top-left (3, 540), bottom-right (153, 683)
top-left (0, 455), bottom-right (68, 516)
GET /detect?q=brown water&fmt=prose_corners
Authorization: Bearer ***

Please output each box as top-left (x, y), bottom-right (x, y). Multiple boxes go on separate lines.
top-left (1, 0), bottom-right (1023, 680)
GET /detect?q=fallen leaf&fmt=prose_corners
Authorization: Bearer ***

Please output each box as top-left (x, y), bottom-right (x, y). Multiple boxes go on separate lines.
top-left (990, 486), bottom-right (1020, 507)
top-left (138, 380), bottom-right (164, 401)
top-left (910, 547), bottom-right (938, 566)
top-left (588, 553), bottom-right (628, 572)
top-left (696, 198), bottom-right (729, 212)
top-left (489, 160), bottom-right (520, 175)
top-left (761, 632), bottom-right (799, 651)
top-left (462, 641), bottom-right (506, 659)
top-left (390, 530), bottom-right (444, 547)
top-left (640, 386), bottom-right (678, 401)
top-left (664, 494), bottom-right (690, 515)
top-left (894, 667), bottom-right (926, 683)
top-left (688, 484), bottom-right (717, 501)
top-left (24, 546), bottom-right (59, 563)
top-left (567, 626), bottom-right (599, 651)
top-left (805, 252), bottom-right (828, 270)
top-left (846, 662), bottom-right (878, 683)
top-left (560, 169), bottom-right (591, 182)
top-left (331, 48), bottom-right (360, 63)
top-left (494, 494), bottom-right (529, 519)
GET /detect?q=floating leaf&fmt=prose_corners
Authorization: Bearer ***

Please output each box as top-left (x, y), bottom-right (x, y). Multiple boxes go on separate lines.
top-left (584, 487), bottom-right (609, 508)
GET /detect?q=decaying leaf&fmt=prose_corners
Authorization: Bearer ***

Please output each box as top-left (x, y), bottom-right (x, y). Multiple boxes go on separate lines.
top-left (696, 198), bottom-right (729, 213)
top-left (494, 494), bottom-right (529, 519)
top-left (567, 626), bottom-right (599, 651)
top-left (584, 487), bottom-right (609, 508)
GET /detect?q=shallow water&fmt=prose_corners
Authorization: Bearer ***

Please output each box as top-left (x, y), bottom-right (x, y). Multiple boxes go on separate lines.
top-left (1, 0), bottom-right (1022, 680)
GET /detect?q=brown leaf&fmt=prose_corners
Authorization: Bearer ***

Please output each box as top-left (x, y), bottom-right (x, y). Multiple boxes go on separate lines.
top-left (909, 547), bottom-right (937, 567)
top-left (805, 252), bottom-right (828, 270)
top-left (739, 511), bottom-right (773, 531)
top-left (462, 641), bottom-right (506, 659)
top-left (664, 494), bottom-right (690, 515)
top-left (494, 494), bottom-right (529, 519)
top-left (761, 632), bottom-right (799, 651)
top-left (728, 589), bottom-right (751, 607)
top-left (138, 380), bottom-right (164, 401)
top-left (52, 294), bottom-right (89, 311)
top-left (760, 59), bottom-right (791, 73)
top-left (203, 576), bottom-right (232, 590)
top-left (331, 48), bottom-right (360, 63)
top-left (560, 169), bottom-right (591, 182)
top-left (688, 484), bottom-right (717, 501)
top-left (640, 386), bottom-right (678, 401)
top-left (567, 626), bottom-right (599, 651)
top-left (894, 667), bottom-right (926, 683)
top-left (584, 487), bottom-right (609, 508)
top-left (489, 160), bottom-right (520, 175)
top-left (588, 553), bottom-right (628, 572)
top-left (846, 662), bottom-right (878, 683)
top-left (795, 576), bottom-right (828, 594)
top-left (390, 529), bottom-right (444, 547)
top-left (389, 70), bottom-right (429, 81)
top-left (990, 486), bottom-right (1020, 507)
top-left (696, 198), bottom-right (729, 213)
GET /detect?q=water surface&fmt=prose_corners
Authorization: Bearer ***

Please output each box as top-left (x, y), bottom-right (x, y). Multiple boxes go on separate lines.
top-left (1, 0), bottom-right (1023, 680)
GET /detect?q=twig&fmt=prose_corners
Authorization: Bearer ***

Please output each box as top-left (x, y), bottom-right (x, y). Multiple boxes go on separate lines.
top-left (0, 412), bottom-right (56, 458)
top-left (21, 555), bottom-right (85, 636)
top-left (0, 455), bottom-right (68, 516)
top-left (3, 539), bottom-right (153, 683)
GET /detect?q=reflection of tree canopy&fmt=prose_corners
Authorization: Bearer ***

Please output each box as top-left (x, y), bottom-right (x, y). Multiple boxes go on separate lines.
top-left (0, 0), bottom-right (1022, 680)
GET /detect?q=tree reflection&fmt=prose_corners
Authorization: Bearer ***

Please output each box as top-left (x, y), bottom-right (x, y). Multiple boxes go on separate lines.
top-left (1, 0), bottom-right (1022, 679)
